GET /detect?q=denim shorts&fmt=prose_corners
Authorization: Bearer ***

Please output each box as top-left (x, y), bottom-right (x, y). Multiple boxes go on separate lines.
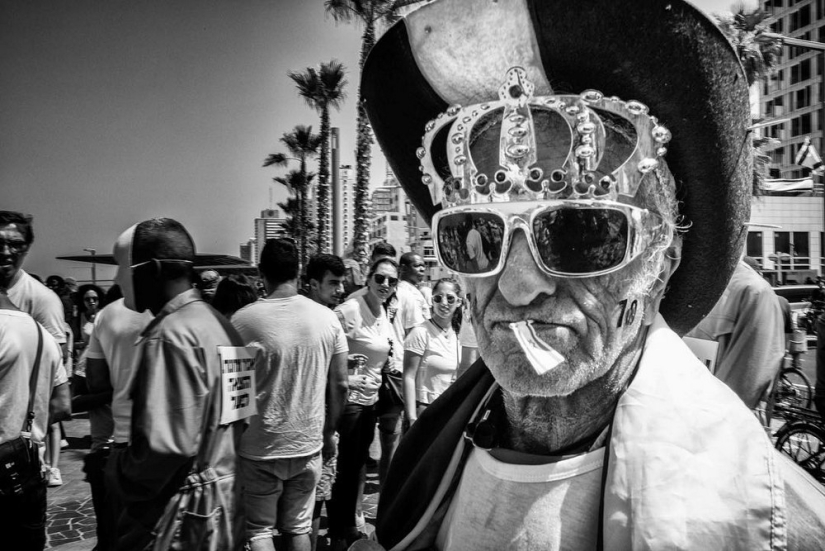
top-left (240, 453), bottom-right (322, 539)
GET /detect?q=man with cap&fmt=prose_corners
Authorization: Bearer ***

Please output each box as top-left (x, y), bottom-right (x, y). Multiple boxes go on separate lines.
top-left (105, 218), bottom-right (246, 550)
top-left (360, 0), bottom-right (825, 549)
top-left (198, 269), bottom-right (222, 304)
top-left (686, 256), bottom-right (785, 409)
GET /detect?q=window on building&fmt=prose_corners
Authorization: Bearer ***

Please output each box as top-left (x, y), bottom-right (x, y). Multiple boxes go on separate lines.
top-left (796, 86), bottom-right (811, 109)
top-left (791, 59), bottom-right (811, 84)
top-left (747, 232), bottom-right (764, 264)
top-left (423, 246), bottom-right (434, 257)
top-left (821, 232), bottom-right (825, 273)
top-left (775, 231), bottom-right (811, 270)
top-left (801, 3), bottom-right (811, 26)
top-left (390, 215), bottom-right (399, 221)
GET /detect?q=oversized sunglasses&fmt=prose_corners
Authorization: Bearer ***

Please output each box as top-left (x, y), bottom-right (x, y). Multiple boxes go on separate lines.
top-left (432, 294), bottom-right (460, 305)
top-left (433, 200), bottom-right (670, 279)
top-left (373, 273), bottom-right (398, 286)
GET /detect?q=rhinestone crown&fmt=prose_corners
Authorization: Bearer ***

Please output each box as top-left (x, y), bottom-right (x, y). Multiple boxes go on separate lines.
top-left (417, 67), bottom-right (672, 208)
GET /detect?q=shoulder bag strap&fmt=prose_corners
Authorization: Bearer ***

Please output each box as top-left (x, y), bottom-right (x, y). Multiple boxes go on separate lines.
top-left (22, 321), bottom-right (45, 433)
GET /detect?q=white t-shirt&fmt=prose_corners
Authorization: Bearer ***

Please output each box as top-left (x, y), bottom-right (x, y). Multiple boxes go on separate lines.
top-left (437, 447), bottom-right (603, 551)
top-left (233, 295), bottom-right (348, 459)
top-left (465, 228), bottom-right (489, 271)
top-left (404, 319), bottom-right (458, 405)
top-left (0, 310), bottom-right (66, 459)
top-left (335, 295), bottom-right (394, 406)
top-left (8, 270), bottom-right (67, 344)
top-left (85, 298), bottom-right (153, 444)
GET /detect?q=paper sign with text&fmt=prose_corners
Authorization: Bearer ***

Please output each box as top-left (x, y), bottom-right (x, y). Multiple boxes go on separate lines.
top-left (218, 346), bottom-right (258, 424)
top-left (682, 337), bottom-right (720, 375)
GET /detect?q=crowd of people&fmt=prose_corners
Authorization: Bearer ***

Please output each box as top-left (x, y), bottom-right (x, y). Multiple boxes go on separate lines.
top-left (6, 0), bottom-right (825, 549)
top-left (0, 210), bottom-right (474, 551)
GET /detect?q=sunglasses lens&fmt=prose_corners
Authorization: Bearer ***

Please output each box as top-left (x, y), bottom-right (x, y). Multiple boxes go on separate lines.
top-left (532, 208), bottom-right (629, 274)
top-left (374, 274), bottom-right (398, 286)
top-left (436, 212), bottom-right (505, 274)
top-left (433, 295), bottom-right (457, 304)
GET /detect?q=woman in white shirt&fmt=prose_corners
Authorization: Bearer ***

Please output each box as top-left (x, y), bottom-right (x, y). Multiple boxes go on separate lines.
top-left (329, 258), bottom-right (398, 547)
top-left (403, 278), bottom-right (462, 427)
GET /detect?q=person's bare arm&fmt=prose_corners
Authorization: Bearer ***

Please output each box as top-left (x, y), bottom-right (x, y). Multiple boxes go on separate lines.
top-left (324, 351), bottom-right (349, 459)
top-left (72, 357), bottom-right (113, 413)
top-left (403, 350), bottom-right (423, 424)
top-left (49, 382), bottom-right (71, 423)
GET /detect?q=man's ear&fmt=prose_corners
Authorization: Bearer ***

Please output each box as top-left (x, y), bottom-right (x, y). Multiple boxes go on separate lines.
top-left (643, 241), bottom-right (682, 326)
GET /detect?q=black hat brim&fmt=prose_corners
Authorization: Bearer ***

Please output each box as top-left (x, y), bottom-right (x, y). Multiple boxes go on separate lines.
top-left (362, 0), bottom-right (752, 335)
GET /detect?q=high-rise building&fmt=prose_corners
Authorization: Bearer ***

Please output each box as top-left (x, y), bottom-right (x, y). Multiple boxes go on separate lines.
top-left (762, 0), bottom-right (825, 179)
top-left (747, 0), bottom-right (825, 281)
top-left (239, 239), bottom-right (255, 264)
top-left (369, 173), bottom-right (409, 256)
top-left (340, 165), bottom-right (355, 249)
top-left (253, 209), bottom-right (287, 263)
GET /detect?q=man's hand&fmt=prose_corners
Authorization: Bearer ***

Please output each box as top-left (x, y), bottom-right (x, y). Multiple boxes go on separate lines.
top-left (323, 432), bottom-right (338, 461)
top-left (348, 374), bottom-right (380, 393)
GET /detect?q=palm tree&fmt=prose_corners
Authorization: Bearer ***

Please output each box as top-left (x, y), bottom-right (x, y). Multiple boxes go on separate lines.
top-left (273, 170), bottom-right (317, 259)
top-left (717, 3), bottom-right (784, 195)
top-left (289, 60), bottom-right (348, 253)
top-left (716, 3), bottom-right (782, 87)
top-left (324, 0), bottom-right (411, 265)
top-left (263, 125), bottom-right (321, 267)
top-left (277, 193), bottom-right (317, 246)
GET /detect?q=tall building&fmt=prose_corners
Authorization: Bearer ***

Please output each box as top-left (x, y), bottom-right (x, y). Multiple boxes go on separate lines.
top-left (369, 173), bottom-right (409, 256)
top-left (762, 0), bottom-right (825, 179)
top-left (748, 0), bottom-right (825, 282)
top-left (340, 165), bottom-right (355, 249)
top-left (239, 239), bottom-right (255, 264)
top-left (253, 209), bottom-right (287, 263)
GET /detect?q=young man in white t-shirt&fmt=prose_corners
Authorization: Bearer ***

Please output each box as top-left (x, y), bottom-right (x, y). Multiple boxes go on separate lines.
top-left (0, 254), bottom-right (69, 548)
top-left (233, 239), bottom-right (349, 551)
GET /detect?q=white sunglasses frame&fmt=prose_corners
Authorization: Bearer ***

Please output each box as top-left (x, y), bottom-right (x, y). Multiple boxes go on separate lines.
top-left (432, 199), bottom-right (671, 279)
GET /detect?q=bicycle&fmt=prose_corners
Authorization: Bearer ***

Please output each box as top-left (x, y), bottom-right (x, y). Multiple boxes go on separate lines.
top-left (772, 404), bottom-right (825, 484)
top-left (764, 332), bottom-right (814, 427)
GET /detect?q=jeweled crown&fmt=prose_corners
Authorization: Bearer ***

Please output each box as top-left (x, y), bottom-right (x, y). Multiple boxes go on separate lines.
top-left (416, 67), bottom-right (672, 208)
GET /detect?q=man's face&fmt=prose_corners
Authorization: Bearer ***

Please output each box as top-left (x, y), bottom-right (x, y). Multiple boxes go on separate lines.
top-left (311, 270), bottom-right (345, 307)
top-left (463, 203), bottom-right (668, 398)
top-left (405, 255), bottom-right (426, 284)
top-left (0, 224), bottom-right (29, 288)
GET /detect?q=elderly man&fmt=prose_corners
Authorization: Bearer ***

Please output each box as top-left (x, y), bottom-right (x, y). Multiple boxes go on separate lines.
top-left (106, 218), bottom-right (246, 550)
top-left (360, 0), bottom-right (825, 549)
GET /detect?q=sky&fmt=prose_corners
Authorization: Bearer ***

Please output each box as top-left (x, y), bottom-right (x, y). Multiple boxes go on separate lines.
top-left (1, 0), bottom-right (753, 282)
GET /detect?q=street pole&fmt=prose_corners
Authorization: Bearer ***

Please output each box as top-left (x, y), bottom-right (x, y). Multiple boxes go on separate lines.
top-left (83, 247), bottom-right (96, 285)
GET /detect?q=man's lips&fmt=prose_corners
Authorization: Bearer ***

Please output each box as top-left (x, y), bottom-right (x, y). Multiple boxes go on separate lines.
top-left (490, 320), bottom-right (580, 352)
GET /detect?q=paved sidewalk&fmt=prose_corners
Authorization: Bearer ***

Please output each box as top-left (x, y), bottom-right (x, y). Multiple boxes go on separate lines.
top-left (45, 415), bottom-right (96, 549)
top-left (46, 416), bottom-right (381, 550)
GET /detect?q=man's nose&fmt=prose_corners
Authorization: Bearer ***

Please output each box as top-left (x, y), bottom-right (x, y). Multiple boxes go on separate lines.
top-left (498, 231), bottom-right (557, 306)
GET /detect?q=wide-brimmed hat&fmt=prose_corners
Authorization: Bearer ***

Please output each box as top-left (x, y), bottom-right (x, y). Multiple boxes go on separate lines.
top-left (362, 0), bottom-right (752, 334)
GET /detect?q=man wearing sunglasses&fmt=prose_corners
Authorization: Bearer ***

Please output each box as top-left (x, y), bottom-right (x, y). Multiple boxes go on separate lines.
top-left (360, 0), bottom-right (825, 549)
top-left (106, 218), bottom-right (246, 550)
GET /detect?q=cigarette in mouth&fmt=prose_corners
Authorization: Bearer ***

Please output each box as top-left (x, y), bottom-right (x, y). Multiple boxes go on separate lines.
top-left (509, 320), bottom-right (565, 375)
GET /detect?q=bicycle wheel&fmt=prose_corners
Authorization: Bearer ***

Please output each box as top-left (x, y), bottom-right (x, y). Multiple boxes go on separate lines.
top-left (775, 368), bottom-right (813, 410)
top-left (775, 422), bottom-right (825, 484)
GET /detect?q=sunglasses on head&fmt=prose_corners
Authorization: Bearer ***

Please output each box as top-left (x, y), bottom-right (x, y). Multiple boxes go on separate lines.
top-left (373, 273), bottom-right (398, 286)
top-left (433, 200), bottom-right (670, 278)
top-left (432, 294), bottom-right (460, 305)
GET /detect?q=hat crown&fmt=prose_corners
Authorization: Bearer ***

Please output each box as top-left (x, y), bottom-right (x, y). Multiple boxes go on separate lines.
top-left (418, 68), bottom-right (673, 209)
